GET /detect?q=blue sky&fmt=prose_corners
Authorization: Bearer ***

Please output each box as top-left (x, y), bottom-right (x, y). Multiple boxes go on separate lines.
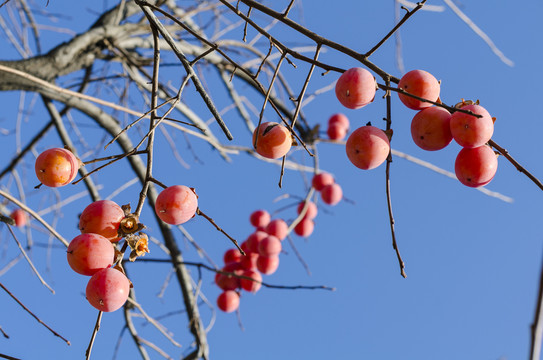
top-left (1, 1), bottom-right (543, 359)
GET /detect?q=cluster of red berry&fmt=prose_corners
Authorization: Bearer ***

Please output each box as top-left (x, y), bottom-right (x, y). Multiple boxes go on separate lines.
top-left (33, 148), bottom-right (131, 312)
top-left (400, 70), bottom-right (497, 187)
top-left (68, 200), bottom-right (130, 312)
top-left (215, 172), bottom-right (342, 313)
top-left (33, 147), bottom-right (204, 313)
top-left (334, 67), bottom-right (498, 187)
top-left (214, 210), bottom-right (284, 313)
top-left (335, 68), bottom-right (391, 171)
top-left (327, 113), bottom-right (350, 141)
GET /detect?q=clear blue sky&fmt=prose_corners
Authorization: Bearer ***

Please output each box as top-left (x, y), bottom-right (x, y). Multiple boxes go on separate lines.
top-left (1, 1), bottom-right (542, 359)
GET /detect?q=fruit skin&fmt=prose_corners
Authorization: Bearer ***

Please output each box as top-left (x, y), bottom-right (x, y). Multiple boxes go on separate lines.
top-left (223, 249), bottom-right (242, 264)
top-left (294, 218), bottom-right (314, 237)
top-left (258, 235), bottom-right (282, 257)
top-left (67, 233), bottom-right (115, 276)
top-left (297, 201), bottom-right (318, 220)
top-left (240, 240), bottom-right (251, 254)
top-left (346, 126), bottom-right (390, 170)
top-left (450, 104), bottom-right (494, 148)
top-left (155, 185), bottom-right (198, 225)
top-left (398, 70), bottom-right (440, 110)
top-left (335, 67), bottom-right (376, 109)
top-left (455, 145), bottom-right (498, 188)
top-left (265, 219), bottom-right (288, 241)
top-left (217, 290), bottom-right (240, 313)
top-left (245, 231), bottom-right (268, 253)
top-left (411, 107), bottom-right (453, 151)
top-left (240, 270), bottom-right (262, 293)
top-left (249, 210), bottom-right (270, 228)
top-left (239, 253), bottom-right (260, 270)
top-left (215, 262), bottom-right (242, 291)
top-left (312, 173), bottom-right (334, 191)
top-left (328, 113), bottom-right (350, 129)
top-left (35, 148), bottom-right (79, 187)
top-left (10, 209), bottom-right (27, 227)
top-left (252, 122), bottom-right (292, 159)
top-left (79, 200), bottom-right (125, 242)
top-left (327, 123), bottom-right (348, 141)
top-left (256, 255), bottom-right (279, 275)
top-left (86, 267), bottom-right (130, 312)
top-left (240, 252), bottom-right (259, 270)
top-left (321, 184), bottom-right (343, 206)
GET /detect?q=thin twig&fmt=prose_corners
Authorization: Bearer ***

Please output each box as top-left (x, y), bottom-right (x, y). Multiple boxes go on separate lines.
top-left (0, 282), bottom-right (70, 345)
top-left (255, 41), bottom-right (273, 80)
top-left (0, 120), bottom-right (53, 180)
top-left (104, 101), bottom-right (170, 149)
top-left (379, 83), bottom-right (482, 117)
top-left (73, 150), bottom-right (137, 185)
top-left (134, 19), bottom-right (160, 218)
top-left (229, 0), bottom-right (399, 82)
top-left (0, 255), bottom-right (23, 277)
top-left (137, 336), bottom-right (174, 360)
top-left (290, 43), bottom-right (321, 129)
top-left (7, 225), bottom-right (54, 293)
top-left (218, 0), bottom-right (346, 75)
top-left (278, 155), bottom-right (286, 188)
top-left (85, 311), bottom-right (103, 360)
top-left (394, 0), bottom-right (406, 73)
top-left (254, 52), bottom-right (286, 151)
top-left (443, 0), bottom-right (513, 67)
top-left (0, 189), bottom-right (69, 247)
top-left (0, 0), bottom-right (12, 9)
top-left (489, 139), bottom-right (543, 192)
top-left (82, 151), bottom-right (147, 165)
top-left (140, 1), bottom-right (318, 136)
top-left (384, 77), bottom-right (406, 278)
top-left (0, 353), bottom-right (21, 360)
top-left (0, 326), bottom-right (9, 338)
top-left (390, 149), bottom-right (513, 203)
top-left (397, 0), bottom-right (444, 12)
top-left (530, 250), bottom-right (543, 360)
top-left (137, 1), bottom-right (234, 140)
top-left (287, 188), bottom-right (316, 233)
top-left (124, 296), bottom-right (150, 360)
top-left (365, 0), bottom-right (427, 58)
top-left (125, 297), bottom-right (182, 348)
top-left (282, 0), bottom-right (296, 17)
top-left (43, 97), bottom-right (101, 201)
top-left (286, 235), bottom-right (311, 276)
top-left (128, 259), bottom-right (335, 291)
top-left (196, 208), bottom-right (245, 255)
top-left (242, 6), bottom-right (252, 42)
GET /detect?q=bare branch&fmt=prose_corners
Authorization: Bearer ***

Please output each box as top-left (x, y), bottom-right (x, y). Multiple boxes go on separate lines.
top-left (85, 311), bottom-right (103, 360)
top-left (443, 0), bottom-right (514, 67)
top-left (489, 139), bottom-right (543, 192)
top-left (365, 0), bottom-right (427, 58)
top-left (0, 189), bottom-right (69, 247)
top-left (0, 282), bottom-right (70, 345)
top-left (137, 1), bottom-right (234, 140)
top-left (531, 251), bottom-right (543, 360)
top-left (7, 225), bottom-right (54, 293)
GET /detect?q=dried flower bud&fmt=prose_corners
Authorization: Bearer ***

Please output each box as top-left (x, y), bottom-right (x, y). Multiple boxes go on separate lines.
top-left (190, 187), bottom-right (199, 199)
top-left (454, 99), bottom-right (479, 108)
top-left (129, 233), bottom-right (150, 262)
top-left (120, 215), bottom-right (139, 234)
top-left (121, 204), bottom-right (132, 216)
